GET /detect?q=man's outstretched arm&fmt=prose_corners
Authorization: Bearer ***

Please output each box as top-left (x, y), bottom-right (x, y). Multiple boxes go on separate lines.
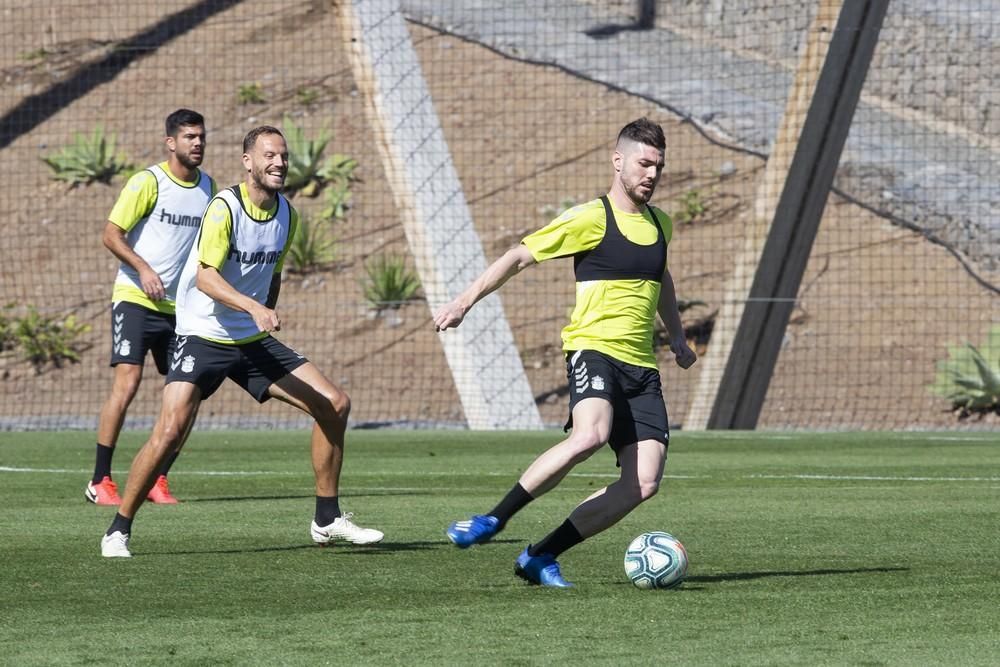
top-left (433, 244), bottom-right (536, 331)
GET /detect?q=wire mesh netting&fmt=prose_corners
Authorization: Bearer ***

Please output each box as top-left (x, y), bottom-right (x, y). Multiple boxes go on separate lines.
top-left (0, 0), bottom-right (997, 431)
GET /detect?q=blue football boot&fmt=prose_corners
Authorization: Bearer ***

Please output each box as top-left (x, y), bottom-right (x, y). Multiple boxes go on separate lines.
top-left (446, 514), bottom-right (501, 548)
top-left (514, 547), bottom-right (574, 588)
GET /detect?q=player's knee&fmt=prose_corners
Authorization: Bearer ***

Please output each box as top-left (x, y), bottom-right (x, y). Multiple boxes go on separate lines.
top-left (151, 423), bottom-right (184, 452)
top-left (315, 390), bottom-right (350, 424)
top-left (638, 477), bottom-right (661, 501)
top-left (334, 391), bottom-right (351, 420)
top-left (566, 428), bottom-right (608, 459)
top-left (112, 369), bottom-right (142, 401)
top-left (571, 427), bottom-right (608, 453)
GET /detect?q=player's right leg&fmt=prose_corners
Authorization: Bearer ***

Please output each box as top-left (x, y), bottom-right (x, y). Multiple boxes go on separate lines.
top-left (446, 397), bottom-right (613, 548)
top-left (145, 323), bottom-right (186, 504)
top-left (517, 396), bottom-right (612, 496)
top-left (101, 381), bottom-right (202, 558)
top-left (88, 362), bottom-right (143, 505)
top-left (255, 343), bottom-right (382, 546)
top-left (88, 302), bottom-right (151, 505)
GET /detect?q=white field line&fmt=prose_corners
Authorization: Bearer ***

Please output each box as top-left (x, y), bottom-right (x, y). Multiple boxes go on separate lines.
top-left (678, 433), bottom-right (997, 442)
top-left (1, 466), bottom-right (998, 483)
top-left (749, 473), bottom-right (1000, 482)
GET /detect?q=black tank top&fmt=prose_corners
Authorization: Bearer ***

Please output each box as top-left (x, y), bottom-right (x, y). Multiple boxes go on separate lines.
top-left (573, 196), bottom-right (667, 282)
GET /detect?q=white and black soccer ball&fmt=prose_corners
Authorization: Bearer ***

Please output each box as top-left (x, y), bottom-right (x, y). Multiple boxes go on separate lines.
top-left (624, 531), bottom-right (688, 589)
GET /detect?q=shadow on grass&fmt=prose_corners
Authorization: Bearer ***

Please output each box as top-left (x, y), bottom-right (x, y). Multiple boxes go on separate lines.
top-left (606, 566), bottom-right (909, 589)
top-left (183, 490), bottom-right (432, 502)
top-left (603, 566), bottom-right (909, 590)
top-left (674, 566), bottom-right (910, 588)
top-left (145, 538), bottom-right (522, 557)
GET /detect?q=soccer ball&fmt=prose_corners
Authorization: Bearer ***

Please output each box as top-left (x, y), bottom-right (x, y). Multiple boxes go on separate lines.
top-left (624, 531), bottom-right (688, 589)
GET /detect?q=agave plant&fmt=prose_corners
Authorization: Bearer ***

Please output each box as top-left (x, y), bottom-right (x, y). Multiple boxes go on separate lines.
top-left (42, 126), bottom-right (134, 186)
top-left (281, 116), bottom-right (331, 196)
top-left (930, 326), bottom-right (1000, 413)
top-left (281, 116), bottom-right (358, 198)
top-left (286, 217), bottom-right (336, 274)
top-left (361, 255), bottom-right (421, 312)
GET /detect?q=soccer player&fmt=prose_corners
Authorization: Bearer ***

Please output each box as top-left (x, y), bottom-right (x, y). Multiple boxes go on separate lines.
top-left (433, 118), bottom-right (697, 587)
top-left (86, 109), bottom-right (215, 506)
top-left (100, 125), bottom-right (383, 557)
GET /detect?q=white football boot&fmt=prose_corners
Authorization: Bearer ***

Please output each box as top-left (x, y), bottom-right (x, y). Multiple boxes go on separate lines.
top-left (310, 512), bottom-right (384, 545)
top-left (101, 531), bottom-right (132, 558)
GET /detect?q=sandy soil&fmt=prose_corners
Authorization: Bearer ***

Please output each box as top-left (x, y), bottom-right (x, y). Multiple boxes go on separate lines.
top-left (0, 2), bottom-right (995, 431)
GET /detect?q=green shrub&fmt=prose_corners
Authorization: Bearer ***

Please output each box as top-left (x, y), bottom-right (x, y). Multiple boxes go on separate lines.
top-left (283, 116), bottom-right (330, 197)
top-left (282, 116), bottom-right (329, 196)
top-left (42, 126), bottom-right (134, 186)
top-left (0, 303), bottom-right (16, 351)
top-left (237, 82), bottom-right (266, 104)
top-left (13, 307), bottom-right (91, 371)
top-left (673, 189), bottom-right (707, 224)
top-left (296, 88), bottom-right (319, 106)
top-left (931, 326), bottom-right (1000, 415)
top-left (361, 255), bottom-right (422, 312)
top-left (320, 181), bottom-right (352, 220)
top-left (19, 47), bottom-right (50, 61)
top-left (323, 153), bottom-right (358, 190)
top-left (281, 116), bottom-right (358, 198)
top-left (286, 217), bottom-right (336, 274)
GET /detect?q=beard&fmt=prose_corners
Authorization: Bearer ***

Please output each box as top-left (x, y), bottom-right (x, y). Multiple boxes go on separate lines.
top-left (176, 151), bottom-right (203, 169)
top-left (625, 180), bottom-right (654, 205)
top-left (251, 166), bottom-right (284, 195)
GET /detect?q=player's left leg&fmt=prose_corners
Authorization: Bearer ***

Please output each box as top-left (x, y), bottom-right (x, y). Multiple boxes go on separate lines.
top-left (566, 438), bottom-right (665, 537)
top-left (266, 360), bottom-right (383, 546)
top-left (514, 439), bottom-right (664, 588)
top-left (146, 399), bottom-right (199, 504)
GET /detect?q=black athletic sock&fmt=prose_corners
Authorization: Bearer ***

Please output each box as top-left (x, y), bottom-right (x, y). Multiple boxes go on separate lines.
top-left (488, 483), bottom-right (533, 527)
top-left (93, 443), bottom-right (115, 483)
top-left (158, 451), bottom-right (180, 477)
top-left (528, 519), bottom-right (583, 558)
top-left (315, 495), bottom-right (341, 526)
top-left (106, 513), bottom-right (133, 536)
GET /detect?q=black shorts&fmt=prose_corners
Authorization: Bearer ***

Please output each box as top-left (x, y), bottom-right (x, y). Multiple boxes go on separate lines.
top-left (564, 349), bottom-right (670, 454)
top-left (165, 335), bottom-right (309, 403)
top-left (110, 301), bottom-right (176, 375)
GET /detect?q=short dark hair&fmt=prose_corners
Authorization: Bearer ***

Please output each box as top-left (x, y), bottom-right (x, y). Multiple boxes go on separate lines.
top-left (165, 108), bottom-right (204, 137)
top-left (616, 117), bottom-right (665, 151)
top-left (243, 125), bottom-right (283, 153)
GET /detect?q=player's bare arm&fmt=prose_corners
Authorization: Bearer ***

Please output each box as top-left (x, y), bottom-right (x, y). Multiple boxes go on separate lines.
top-left (102, 222), bottom-right (165, 301)
top-left (195, 262), bottom-right (281, 332)
top-left (657, 268), bottom-right (696, 369)
top-left (433, 244), bottom-right (536, 332)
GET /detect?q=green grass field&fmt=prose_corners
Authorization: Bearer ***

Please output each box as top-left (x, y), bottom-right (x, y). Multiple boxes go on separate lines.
top-left (2, 430), bottom-right (998, 665)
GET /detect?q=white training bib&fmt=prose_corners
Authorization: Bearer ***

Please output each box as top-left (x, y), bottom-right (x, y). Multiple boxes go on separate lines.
top-left (114, 164), bottom-right (213, 302)
top-left (175, 186), bottom-right (292, 342)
